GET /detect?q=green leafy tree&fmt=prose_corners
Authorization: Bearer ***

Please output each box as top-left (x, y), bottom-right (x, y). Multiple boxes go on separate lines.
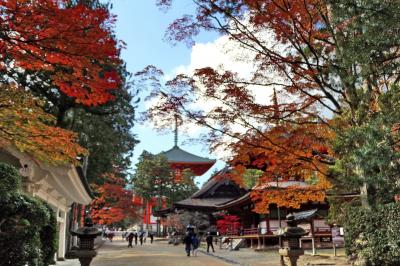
top-left (66, 85), bottom-right (139, 184)
top-left (133, 151), bottom-right (198, 209)
top-left (166, 169), bottom-right (199, 207)
top-left (331, 85), bottom-right (400, 207)
top-left (242, 169), bottom-right (263, 190)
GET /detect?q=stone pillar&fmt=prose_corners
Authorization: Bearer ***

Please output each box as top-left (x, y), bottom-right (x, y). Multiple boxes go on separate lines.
top-left (58, 208), bottom-right (67, 259)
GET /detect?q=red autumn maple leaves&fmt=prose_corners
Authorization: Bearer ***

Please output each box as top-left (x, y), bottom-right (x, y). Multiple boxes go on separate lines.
top-left (0, 0), bottom-right (121, 105)
top-left (216, 214), bottom-right (241, 234)
top-left (90, 173), bottom-right (138, 225)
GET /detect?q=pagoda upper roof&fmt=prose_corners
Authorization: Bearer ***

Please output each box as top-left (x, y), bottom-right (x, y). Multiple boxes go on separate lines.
top-left (162, 145), bottom-right (216, 165)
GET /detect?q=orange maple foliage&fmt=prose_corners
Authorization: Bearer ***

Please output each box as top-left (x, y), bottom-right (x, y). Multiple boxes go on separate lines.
top-left (229, 122), bottom-right (334, 213)
top-left (251, 188), bottom-right (326, 213)
top-left (90, 173), bottom-right (138, 225)
top-left (156, 0), bottom-right (399, 128)
top-left (0, 0), bottom-right (121, 106)
top-left (146, 0), bottom-right (360, 215)
top-left (139, 67), bottom-right (336, 213)
top-left (0, 84), bottom-right (86, 165)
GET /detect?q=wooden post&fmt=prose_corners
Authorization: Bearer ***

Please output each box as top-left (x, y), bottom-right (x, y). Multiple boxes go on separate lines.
top-left (310, 218), bottom-right (316, 255)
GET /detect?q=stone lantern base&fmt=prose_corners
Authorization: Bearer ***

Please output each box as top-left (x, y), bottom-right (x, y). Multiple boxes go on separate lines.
top-left (279, 248), bottom-right (304, 266)
top-left (70, 250), bottom-right (97, 266)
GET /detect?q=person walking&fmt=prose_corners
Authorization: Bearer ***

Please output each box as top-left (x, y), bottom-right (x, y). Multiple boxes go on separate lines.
top-left (139, 231), bottom-right (144, 245)
top-left (191, 233), bottom-right (199, 257)
top-left (206, 232), bottom-right (215, 253)
top-left (134, 232), bottom-right (138, 245)
top-left (108, 232), bottom-right (114, 242)
top-left (127, 232), bottom-right (134, 248)
top-left (149, 232), bottom-right (154, 244)
top-left (184, 232), bottom-right (192, 257)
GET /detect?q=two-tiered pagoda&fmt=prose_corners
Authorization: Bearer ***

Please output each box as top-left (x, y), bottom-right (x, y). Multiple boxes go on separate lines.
top-left (138, 120), bottom-right (216, 232)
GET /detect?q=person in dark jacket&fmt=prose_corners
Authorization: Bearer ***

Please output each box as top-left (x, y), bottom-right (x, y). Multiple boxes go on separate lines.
top-left (134, 232), bottom-right (138, 245)
top-left (127, 232), bottom-right (134, 248)
top-left (184, 232), bottom-right (192, 257)
top-left (191, 233), bottom-right (199, 256)
top-left (149, 232), bottom-right (154, 244)
top-left (206, 232), bottom-right (215, 253)
top-left (139, 231), bottom-right (144, 245)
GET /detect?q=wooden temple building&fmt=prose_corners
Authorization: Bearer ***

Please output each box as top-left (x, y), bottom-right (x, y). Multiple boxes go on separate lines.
top-left (156, 169), bottom-right (342, 251)
top-left (162, 167), bottom-right (247, 213)
top-left (215, 182), bottom-right (334, 251)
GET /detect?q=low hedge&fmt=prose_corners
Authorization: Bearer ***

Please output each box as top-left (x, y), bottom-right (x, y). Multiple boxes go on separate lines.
top-left (0, 162), bottom-right (57, 266)
top-left (344, 203), bottom-right (400, 265)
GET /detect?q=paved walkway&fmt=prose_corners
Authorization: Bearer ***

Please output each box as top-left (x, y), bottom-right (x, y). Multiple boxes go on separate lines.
top-left (197, 245), bottom-right (349, 266)
top-left (57, 240), bottom-right (350, 266)
top-left (59, 239), bottom-right (230, 266)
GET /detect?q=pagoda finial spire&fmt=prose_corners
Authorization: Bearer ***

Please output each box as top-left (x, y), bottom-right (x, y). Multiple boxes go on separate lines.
top-left (272, 88), bottom-right (280, 119)
top-left (174, 114), bottom-right (178, 147)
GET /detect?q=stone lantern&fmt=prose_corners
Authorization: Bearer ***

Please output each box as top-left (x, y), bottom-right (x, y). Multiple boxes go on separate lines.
top-left (70, 217), bottom-right (101, 266)
top-left (278, 214), bottom-right (308, 266)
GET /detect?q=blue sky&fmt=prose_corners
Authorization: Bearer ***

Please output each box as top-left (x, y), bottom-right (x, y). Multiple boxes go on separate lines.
top-left (109, 1), bottom-right (225, 185)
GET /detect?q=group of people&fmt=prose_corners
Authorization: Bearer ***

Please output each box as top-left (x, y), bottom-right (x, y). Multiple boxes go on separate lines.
top-left (124, 231), bottom-right (154, 248)
top-left (183, 231), bottom-right (215, 257)
top-left (103, 229), bottom-right (115, 242)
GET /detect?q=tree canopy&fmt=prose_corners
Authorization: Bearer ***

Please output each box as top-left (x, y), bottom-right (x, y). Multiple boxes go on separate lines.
top-left (0, 0), bottom-right (122, 106)
top-left (133, 151), bottom-right (198, 208)
top-left (0, 84), bottom-right (86, 165)
top-left (142, 0), bottom-right (400, 211)
top-left (90, 173), bottom-right (139, 225)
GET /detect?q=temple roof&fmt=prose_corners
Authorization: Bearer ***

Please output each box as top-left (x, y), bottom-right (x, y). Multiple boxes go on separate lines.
top-left (291, 208), bottom-right (318, 222)
top-left (216, 192), bottom-right (251, 209)
top-left (0, 147), bottom-right (92, 205)
top-left (162, 145), bottom-right (216, 164)
top-left (174, 197), bottom-right (235, 209)
top-left (216, 181), bottom-right (316, 210)
top-left (173, 168), bottom-right (246, 209)
top-left (155, 168), bottom-right (247, 214)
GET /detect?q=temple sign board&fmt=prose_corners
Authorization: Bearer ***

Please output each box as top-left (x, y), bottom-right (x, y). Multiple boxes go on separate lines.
top-left (332, 226), bottom-right (344, 247)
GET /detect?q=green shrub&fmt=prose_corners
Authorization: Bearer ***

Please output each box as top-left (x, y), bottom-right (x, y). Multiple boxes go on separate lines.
top-left (344, 203), bottom-right (400, 265)
top-left (0, 162), bottom-right (21, 196)
top-left (40, 202), bottom-right (57, 266)
top-left (0, 162), bottom-right (57, 266)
